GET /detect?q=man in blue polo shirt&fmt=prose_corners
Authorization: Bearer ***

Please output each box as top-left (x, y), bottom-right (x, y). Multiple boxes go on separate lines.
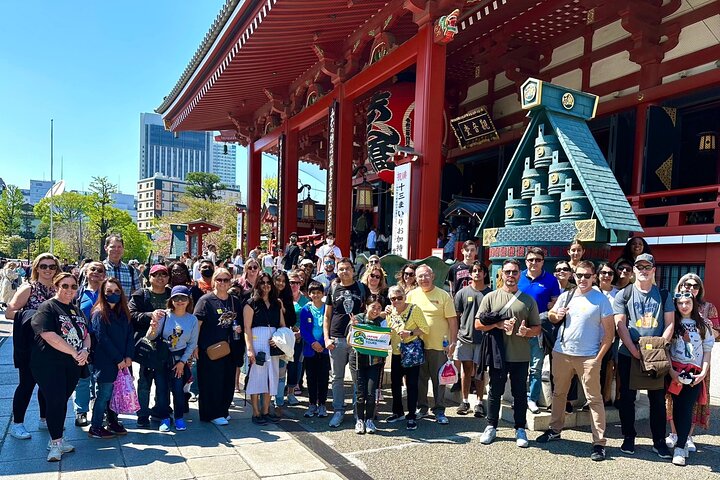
top-left (518, 247), bottom-right (561, 414)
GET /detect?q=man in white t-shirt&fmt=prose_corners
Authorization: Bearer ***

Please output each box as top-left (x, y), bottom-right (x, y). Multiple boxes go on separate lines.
top-left (316, 232), bottom-right (342, 273)
top-left (538, 260), bottom-right (614, 462)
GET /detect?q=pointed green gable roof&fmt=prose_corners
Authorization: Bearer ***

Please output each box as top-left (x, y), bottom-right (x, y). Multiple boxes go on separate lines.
top-left (477, 79), bottom-right (642, 236)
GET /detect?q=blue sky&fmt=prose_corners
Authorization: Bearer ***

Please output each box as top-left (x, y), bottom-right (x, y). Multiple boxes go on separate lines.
top-left (0, 1), bottom-right (325, 202)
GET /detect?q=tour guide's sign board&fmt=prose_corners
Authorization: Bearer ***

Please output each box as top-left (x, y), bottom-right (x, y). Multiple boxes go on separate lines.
top-left (391, 162), bottom-right (411, 258)
top-left (450, 107), bottom-right (499, 149)
top-left (350, 324), bottom-right (391, 357)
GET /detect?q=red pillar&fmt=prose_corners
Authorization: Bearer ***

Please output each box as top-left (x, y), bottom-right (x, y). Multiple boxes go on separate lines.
top-left (247, 141), bottom-right (262, 254)
top-left (335, 90), bottom-right (354, 256)
top-left (411, 23), bottom-right (447, 258)
top-left (281, 126), bottom-right (299, 244)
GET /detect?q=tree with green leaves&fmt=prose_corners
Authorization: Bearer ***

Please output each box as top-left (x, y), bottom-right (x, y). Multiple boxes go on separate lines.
top-left (88, 176), bottom-right (118, 259)
top-left (185, 172), bottom-right (226, 201)
top-left (0, 184), bottom-right (26, 236)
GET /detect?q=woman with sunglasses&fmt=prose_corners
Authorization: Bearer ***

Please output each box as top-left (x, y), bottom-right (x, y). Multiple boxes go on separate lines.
top-left (665, 293), bottom-right (714, 466)
top-left (244, 272), bottom-right (286, 425)
top-left (88, 278), bottom-right (134, 439)
top-left (613, 259), bottom-right (634, 290)
top-left (147, 285), bottom-right (198, 432)
top-left (595, 262), bottom-right (620, 407)
top-left (273, 271), bottom-right (299, 414)
top-left (361, 265), bottom-right (388, 297)
top-left (194, 268), bottom-right (240, 425)
top-left (6, 253), bottom-right (60, 441)
top-left (665, 274), bottom-right (719, 453)
top-left (554, 261), bottom-right (575, 291)
top-left (238, 258), bottom-right (261, 290)
top-left (386, 285), bottom-right (429, 430)
top-left (395, 263), bottom-right (418, 293)
top-left (30, 272), bottom-right (90, 461)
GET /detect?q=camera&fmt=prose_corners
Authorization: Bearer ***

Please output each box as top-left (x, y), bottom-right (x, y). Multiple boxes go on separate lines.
top-left (255, 351), bottom-right (266, 366)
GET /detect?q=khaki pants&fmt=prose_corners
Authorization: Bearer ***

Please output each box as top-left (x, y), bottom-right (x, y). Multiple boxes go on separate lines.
top-left (550, 351), bottom-right (606, 446)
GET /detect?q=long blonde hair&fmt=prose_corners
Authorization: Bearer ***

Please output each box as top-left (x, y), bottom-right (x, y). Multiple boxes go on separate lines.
top-left (31, 253), bottom-right (60, 283)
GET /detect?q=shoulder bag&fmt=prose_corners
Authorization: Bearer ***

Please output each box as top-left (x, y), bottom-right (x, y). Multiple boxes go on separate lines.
top-left (398, 306), bottom-right (425, 368)
top-left (134, 312), bottom-right (170, 369)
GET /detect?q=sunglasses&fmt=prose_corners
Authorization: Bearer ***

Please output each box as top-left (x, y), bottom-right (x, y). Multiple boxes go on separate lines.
top-left (390, 296), bottom-right (404, 302)
top-left (403, 271), bottom-right (415, 277)
top-left (526, 258), bottom-right (543, 263)
top-left (258, 281), bottom-right (271, 286)
top-left (555, 267), bottom-right (571, 273)
top-left (215, 278), bottom-right (231, 283)
top-left (635, 264), bottom-right (654, 271)
top-left (246, 266), bottom-right (259, 270)
top-left (674, 292), bottom-right (693, 299)
top-left (289, 281), bottom-right (301, 285)
top-left (324, 261), bottom-right (335, 265)
top-left (599, 270), bottom-right (614, 276)
top-left (369, 274), bottom-right (382, 279)
top-left (151, 272), bottom-right (169, 277)
top-left (575, 273), bottom-right (593, 279)
top-left (172, 296), bottom-right (189, 302)
top-left (682, 282), bottom-right (699, 289)
top-left (59, 283), bottom-right (78, 290)
top-left (617, 266), bottom-right (633, 272)
top-left (38, 264), bottom-right (58, 270)
top-left (88, 267), bottom-right (105, 273)
top-left (503, 270), bottom-right (520, 276)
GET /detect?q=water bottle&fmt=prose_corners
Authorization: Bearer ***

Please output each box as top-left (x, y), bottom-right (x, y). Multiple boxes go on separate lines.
top-left (232, 318), bottom-right (241, 341)
top-left (442, 335), bottom-right (449, 351)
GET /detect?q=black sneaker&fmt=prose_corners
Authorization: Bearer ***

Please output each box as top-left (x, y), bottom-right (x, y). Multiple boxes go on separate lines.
top-left (536, 429), bottom-right (561, 443)
top-left (107, 421), bottom-right (127, 435)
top-left (136, 416), bottom-right (150, 428)
top-left (252, 416), bottom-right (268, 425)
top-left (406, 419), bottom-right (418, 430)
top-left (620, 437), bottom-right (635, 455)
top-left (565, 402), bottom-right (574, 414)
top-left (473, 403), bottom-right (486, 418)
top-left (75, 413), bottom-right (88, 427)
top-left (591, 445), bottom-right (606, 461)
top-left (87, 426), bottom-right (116, 439)
top-left (450, 381), bottom-right (461, 393)
top-left (653, 444), bottom-right (673, 459)
top-left (456, 402), bottom-right (471, 415)
top-left (263, 413), bottom-right (281, 424)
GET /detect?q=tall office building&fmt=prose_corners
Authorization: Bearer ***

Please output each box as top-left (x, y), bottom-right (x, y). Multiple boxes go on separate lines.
top-left (139, 113), bottom-right (213, 180)
top-left (20, 179), bottom-right (54, 205)
top-left (211, 142), bottom-right (237, 187)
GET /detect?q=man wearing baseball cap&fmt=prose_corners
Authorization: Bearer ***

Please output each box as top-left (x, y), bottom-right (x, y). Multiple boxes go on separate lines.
top-left (613, 252), bottom-right (674, 458)
top-left (128, 263), bottom-right (171, 427)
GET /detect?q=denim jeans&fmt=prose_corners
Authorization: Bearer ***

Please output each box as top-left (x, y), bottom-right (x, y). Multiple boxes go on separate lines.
top-left (276, 360), bottom-right (288, 407)
top-left (190, 361), bottom-right (199, 396)
top-left (91, 381), bottom-right (118, 429)
top-left (154, 364), bottom-right (189, 420)
top-left (527, 337), bottom-right (544, 402)
top-left (73, 365), bottom-right (96, 414)
top-left (329, 338), bottom-right (350, 411)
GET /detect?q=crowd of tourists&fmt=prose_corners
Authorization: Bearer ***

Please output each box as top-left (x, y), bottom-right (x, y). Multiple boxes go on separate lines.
top-left (3, 233), bottom-right (717, 468)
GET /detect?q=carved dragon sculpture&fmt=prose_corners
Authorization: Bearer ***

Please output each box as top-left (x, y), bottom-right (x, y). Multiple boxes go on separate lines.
top-left (434, 8), bottom-right (460, 45)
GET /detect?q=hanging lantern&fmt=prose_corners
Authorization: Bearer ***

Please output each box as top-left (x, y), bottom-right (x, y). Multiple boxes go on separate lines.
top-left (698, 131), bottom-right (717, 153)
top-left (301, 193), bottom-right (317, 222)
top-left (355, 179), bottom-right (374, 211)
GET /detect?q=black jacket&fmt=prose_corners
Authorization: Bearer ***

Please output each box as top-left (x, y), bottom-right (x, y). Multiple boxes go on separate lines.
top-left (128, 286), bottom-right (171, 341)
top-left (91, 310), bottom-right (134, 383)
top-left (476, 312), bottom-right (506, 374)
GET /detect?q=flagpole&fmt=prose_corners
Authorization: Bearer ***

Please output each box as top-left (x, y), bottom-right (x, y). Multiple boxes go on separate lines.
top-left (50, 119), bottom-right (54, 255)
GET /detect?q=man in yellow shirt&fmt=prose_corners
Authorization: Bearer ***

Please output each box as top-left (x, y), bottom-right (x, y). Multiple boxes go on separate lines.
top-left (406, 264), bottom-right (458, 425)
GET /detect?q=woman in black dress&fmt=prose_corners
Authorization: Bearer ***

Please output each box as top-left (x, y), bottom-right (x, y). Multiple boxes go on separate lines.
top-left (194, 268), bottom-right (241, 425)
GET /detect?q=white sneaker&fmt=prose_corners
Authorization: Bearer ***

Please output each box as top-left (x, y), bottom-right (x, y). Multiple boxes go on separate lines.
top-left (480, 425), bottom-right (497, 445)
top-left (665, 432), bottom-right (678, 448)
top-left (211, 417), bottom-right (229, 426)
top-left (355, 419), bottom-right (365, 434)
top-left (686, 436), bottom-right (696, 452)
top-left (46, 438), bottom-right (74, 453)
top-left (47, 442), bottom-right (63, 462)
top-left (516, 428), bottom-right (529, 448)
top-left (9, 423), bottom-right (31, 440)
top-left (672, 447), bottom-right (686, 466)
top-left (365, 419), bottom-right (377, 434)
top-left (38, 418), bottom-right (48, 430)
top-left (527, 400), bottom-right (540, 414)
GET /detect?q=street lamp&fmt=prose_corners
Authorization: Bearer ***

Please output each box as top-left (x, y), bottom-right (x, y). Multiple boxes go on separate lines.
top-left (353, 165), bottom-right (374, 211)
top-left (298, 184), bottom-right (317, 222)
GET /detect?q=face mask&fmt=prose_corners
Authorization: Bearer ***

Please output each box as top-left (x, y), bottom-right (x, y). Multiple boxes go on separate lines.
top-left (327, 240), bottom-right (334, 246)
top-left (201, 268), bottom-right (214, 278)
top-left (107, 293), bottom-right (121, 304)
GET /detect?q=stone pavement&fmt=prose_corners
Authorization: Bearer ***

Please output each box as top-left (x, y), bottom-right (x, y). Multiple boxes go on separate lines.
top-left (0, 311), bottom-right (350, 480)
top-left (1, 308), bottom-right (719, 480)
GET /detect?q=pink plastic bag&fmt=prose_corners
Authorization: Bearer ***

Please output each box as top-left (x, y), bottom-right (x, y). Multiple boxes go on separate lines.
top-left (438, 360), bottom-right (459, 386)
top-left (110, 368), bottom-right (140, 414)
